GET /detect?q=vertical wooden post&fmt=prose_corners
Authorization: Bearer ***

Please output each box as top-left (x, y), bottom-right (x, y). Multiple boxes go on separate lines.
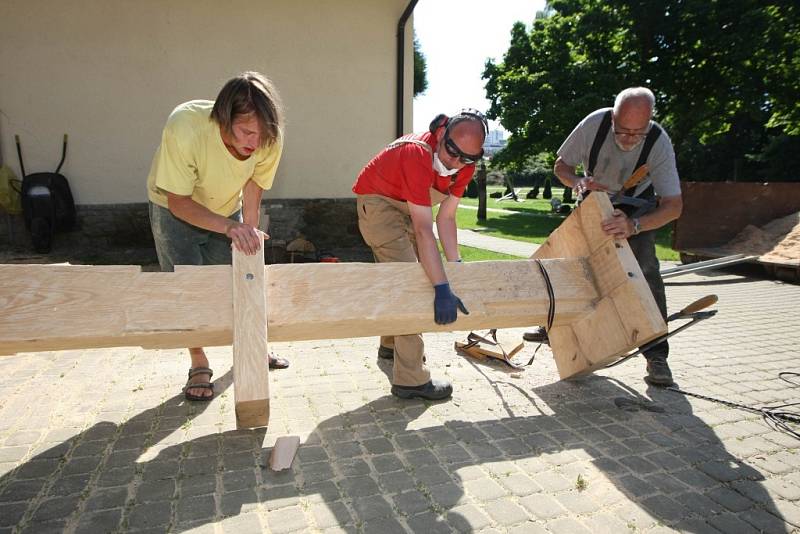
top-left (232, 245), bottom-right (270, 429)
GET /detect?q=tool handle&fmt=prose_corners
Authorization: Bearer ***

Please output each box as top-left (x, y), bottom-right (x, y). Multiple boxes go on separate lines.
top-left (56, 133), bottom-right (68, 174)
top-left (622, 164), bottom-right (649, 190)
top-left (14, 134), bottom-right (26, 178)
top-left (607, 309), bottom-right (717, 369)
top-left (680, 294), bottom-right (718, 315)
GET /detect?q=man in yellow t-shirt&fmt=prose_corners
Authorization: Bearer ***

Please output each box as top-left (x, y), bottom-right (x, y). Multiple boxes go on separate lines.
top-left (147, 72), bottom-right (287, 401)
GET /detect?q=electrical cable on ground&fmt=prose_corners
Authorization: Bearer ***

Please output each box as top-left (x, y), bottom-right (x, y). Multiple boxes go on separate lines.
top-left (666, 372), bottom-right (800, 441)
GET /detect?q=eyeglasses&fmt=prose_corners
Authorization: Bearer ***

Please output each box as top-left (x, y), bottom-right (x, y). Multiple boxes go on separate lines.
top-left (612, 120), bottom-right (651, 139)
top-left (443, 129), bottom-right (483, 165)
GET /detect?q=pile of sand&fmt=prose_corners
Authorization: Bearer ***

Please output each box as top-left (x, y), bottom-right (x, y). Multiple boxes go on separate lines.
top-left (723, 211), bottom-right (800, 263)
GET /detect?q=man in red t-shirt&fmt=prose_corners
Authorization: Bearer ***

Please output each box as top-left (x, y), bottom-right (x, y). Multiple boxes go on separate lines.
top-left (352, 109), bottom-right (487, 401)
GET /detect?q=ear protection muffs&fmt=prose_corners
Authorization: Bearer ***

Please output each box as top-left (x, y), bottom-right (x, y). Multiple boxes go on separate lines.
top-left (428, 114), bottom-right (449, 134)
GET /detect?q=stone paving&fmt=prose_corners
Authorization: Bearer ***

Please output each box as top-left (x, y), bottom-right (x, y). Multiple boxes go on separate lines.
top-left (0, 267), bottom-right (799, 533)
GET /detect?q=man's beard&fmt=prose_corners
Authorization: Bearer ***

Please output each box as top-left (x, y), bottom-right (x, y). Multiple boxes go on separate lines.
top-left (614, 136), bottom-right (644, 152)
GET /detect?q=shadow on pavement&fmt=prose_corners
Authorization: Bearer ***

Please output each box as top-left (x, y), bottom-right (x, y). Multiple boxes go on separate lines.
top-left (0, 369), bottom-right (792, 533)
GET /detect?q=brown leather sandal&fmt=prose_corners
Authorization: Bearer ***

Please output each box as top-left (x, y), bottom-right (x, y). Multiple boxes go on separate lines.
top-left (183, 367), bottom-right (214, 401)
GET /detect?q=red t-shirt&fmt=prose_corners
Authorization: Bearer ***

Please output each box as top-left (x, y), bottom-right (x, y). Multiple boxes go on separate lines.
top-left (352, 131), bottom-right (475, 206)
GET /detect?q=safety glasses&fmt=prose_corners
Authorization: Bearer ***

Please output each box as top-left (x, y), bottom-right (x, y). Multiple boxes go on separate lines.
top-left (611, 118), bottom-right (651, 140)
top-left (443, 129), bottom-right (483, 165)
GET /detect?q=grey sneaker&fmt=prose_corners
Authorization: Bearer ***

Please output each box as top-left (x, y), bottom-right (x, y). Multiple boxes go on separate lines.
top-left (645, 357), bottom-right (674, 386)
top-left (391, 379), bottom-right (453, 400)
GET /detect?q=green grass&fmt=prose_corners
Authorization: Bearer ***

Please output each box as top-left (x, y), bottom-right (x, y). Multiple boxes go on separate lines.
top-left (451, 186), bottom-right (679, 261)
top-left (459, 186), bottom-right (558, 215)
top-left (653, 227), bottom-right (679, 261)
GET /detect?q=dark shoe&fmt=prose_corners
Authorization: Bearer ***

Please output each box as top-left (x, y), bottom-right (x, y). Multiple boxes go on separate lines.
top-left (523, 327), bottom-right (549, 343)
top-left (645, 357), bottom-right (673, 386)
top-left (183, 367), bottom-right (214, 401)
top-left (391, 379), bottom-right (453, 400)
top-left (269, 354), bottom-right (290, 370)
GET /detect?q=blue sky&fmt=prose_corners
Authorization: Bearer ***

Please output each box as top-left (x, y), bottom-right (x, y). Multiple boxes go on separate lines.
top-left (412, 0), bottom-right (545, 134)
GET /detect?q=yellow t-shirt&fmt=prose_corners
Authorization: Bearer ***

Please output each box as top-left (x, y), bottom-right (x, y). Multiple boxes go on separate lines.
top-left (146, 100), bottom-right (283, 217)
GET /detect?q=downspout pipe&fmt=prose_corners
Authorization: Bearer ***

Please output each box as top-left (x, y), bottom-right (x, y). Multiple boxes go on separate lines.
top-left (397, 0), bottom-right (419, 138)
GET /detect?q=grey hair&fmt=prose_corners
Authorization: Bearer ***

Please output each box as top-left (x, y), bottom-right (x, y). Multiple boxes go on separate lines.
top-left (613, 87), bottom-right (655, 116)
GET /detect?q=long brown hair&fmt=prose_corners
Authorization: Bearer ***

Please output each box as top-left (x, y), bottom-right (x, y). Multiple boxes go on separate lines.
top-left (211, 71), bottom-right (284, 148)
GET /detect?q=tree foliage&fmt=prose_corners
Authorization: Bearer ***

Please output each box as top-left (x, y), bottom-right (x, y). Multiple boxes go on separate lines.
top-left (483, 0), bottom-right (800, 181)
top-left (413, 34), bottom-right (428, 97)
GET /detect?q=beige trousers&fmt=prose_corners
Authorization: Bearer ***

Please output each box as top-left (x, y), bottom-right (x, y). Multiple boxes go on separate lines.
top-left (356, 194), bottom-right (441, 386)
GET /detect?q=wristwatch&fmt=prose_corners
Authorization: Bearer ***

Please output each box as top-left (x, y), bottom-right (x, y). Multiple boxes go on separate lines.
top-left (631, 217), bottom-right (642, 236)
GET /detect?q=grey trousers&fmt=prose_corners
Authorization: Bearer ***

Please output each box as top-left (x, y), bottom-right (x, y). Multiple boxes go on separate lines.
top-left (628, 230), bottom-right (669, 361)
top-left (149, 202), bottom-right (241, 272)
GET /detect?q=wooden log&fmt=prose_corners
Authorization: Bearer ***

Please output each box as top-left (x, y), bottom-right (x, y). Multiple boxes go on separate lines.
top-left (0, 258), bottom-right (596, 355)
top-left (232, 246), bottom-right (270, 429)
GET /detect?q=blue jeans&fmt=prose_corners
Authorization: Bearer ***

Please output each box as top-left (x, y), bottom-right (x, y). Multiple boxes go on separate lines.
top-left (149, 202), bottom-right (241, 272)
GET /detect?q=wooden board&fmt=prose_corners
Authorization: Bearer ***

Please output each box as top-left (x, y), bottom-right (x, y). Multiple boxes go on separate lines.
top-left (675, 182), bottom-right (800, 276)
top-left (0, 258), bottom-right (596, 355)
top-left (232, 246), bottom-right (270, 429)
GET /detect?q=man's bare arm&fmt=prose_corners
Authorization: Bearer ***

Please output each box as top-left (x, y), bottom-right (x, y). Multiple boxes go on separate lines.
top-left (408, 202), bottom-right (447, 286)
top-left (166, 192), bottom-right (263, 255)
top-left (435, 195), bottom-right (461, 262)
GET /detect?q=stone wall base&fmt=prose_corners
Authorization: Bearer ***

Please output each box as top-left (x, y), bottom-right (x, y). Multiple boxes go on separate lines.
top-left (0, 198), bottom-right (369, 264)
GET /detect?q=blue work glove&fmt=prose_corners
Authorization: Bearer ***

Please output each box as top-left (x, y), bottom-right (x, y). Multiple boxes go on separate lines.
top-left (433, 282), bottom-right (469, 325)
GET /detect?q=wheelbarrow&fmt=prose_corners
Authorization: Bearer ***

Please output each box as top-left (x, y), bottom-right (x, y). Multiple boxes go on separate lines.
top-left (14, 134), bottom-right (76, 253)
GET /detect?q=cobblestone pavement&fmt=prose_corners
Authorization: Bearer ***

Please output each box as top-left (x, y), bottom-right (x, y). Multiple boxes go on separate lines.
top-left (0, 267), bottom-right (798, 533)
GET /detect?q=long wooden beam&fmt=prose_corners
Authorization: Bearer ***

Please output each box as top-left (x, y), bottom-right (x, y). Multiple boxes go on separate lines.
top-left (0, 258), bottom-right (595, 355)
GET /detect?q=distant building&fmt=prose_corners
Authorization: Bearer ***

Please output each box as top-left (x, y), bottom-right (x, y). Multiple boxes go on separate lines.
top-left (483, 129), bottom-right (507, 156)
